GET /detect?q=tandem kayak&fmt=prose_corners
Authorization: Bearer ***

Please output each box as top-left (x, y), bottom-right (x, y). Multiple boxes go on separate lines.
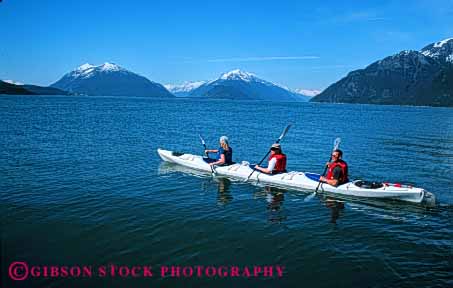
top-left (157, 149), bottom-right (436, 205)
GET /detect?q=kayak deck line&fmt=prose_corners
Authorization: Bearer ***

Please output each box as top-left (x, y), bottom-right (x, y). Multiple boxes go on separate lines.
top-left (157, 149), bottom-right (436, 205)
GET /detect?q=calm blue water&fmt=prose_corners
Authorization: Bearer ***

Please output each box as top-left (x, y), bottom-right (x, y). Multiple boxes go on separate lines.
top-left (1, 95), bottom-right (452, 288)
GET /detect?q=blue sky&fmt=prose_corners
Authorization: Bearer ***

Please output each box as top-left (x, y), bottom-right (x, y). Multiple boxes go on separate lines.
top-left (1, 0), bottom-right (452, 90)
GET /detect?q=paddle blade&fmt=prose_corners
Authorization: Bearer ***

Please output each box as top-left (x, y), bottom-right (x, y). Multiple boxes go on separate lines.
top-left (198, 134), bottom-right (206, 145)
top-left (333, 137), bottom-right (341, 151)
top-left (277, 124), bottom-right (292, 142)
top-left (304, 192), bottom-right (316, 202)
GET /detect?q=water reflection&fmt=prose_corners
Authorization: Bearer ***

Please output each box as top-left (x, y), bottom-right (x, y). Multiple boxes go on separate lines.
top-left (158, 162), bottom-right (233, 205)
top-left (214, 177), bottom-right (233, 206)
top-left (158, 162), bottom-right (207, 178)
top-left (255, 186), bottom-right (288, 223)
top-left (322, 197), bottom-right (345, 224)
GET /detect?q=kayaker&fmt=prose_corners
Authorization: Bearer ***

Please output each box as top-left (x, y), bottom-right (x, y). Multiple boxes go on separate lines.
top-left (205, 136), bottom-right (233, 166)
top-left (254, 143), bottom-right (287, 174)
top-left (319, 149), bottom-right (349, 186)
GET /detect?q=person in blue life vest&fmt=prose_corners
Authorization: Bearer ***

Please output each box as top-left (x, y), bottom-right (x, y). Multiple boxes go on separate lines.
top-left (319, 149), bottom-right (349, 186)
top-left (254, 143), bottom-right (287, 174)
top-left (205, 136), bottom-right (233, 166)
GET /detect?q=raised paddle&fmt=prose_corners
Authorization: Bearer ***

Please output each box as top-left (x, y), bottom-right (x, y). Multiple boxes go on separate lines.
top-left (305, 137), bottom-right (341, 202)
top-left (244, 124), bottom-right (292, 182)
top-left (198, 134), bottom-right (216, 176)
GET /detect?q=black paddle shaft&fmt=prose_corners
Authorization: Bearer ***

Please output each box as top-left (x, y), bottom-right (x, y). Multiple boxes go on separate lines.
top-left (245, 124), bottom-right (291, 182)
top-left (202, 143), bottom-right (208, 157)
top-left (199, 134), bottom-right (209, 157)
top-left (199, 134), bottom-right (216, 175)
top-left (315, 157), bottom-right (332, 191)
top-left (315, 138), bottom-right (341, 193)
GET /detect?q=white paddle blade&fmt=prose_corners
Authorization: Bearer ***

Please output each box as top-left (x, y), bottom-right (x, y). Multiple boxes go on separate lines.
top-left (304, 192), bottom-right (316, 202)
top-left (278, 124), bottom-right (292, 141)
top-left (198, 134), bottom-right (206, 145)
top-left (333, 137), bottom-right (341, 151)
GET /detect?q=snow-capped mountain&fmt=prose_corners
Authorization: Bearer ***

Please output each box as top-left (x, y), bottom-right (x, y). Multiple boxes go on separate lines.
top-left (164, 81), bottom-right (207, 97)
top-left (189, 69), bottom-right (306, 102)
top-left (51, 62), bottom-right (174, 97)
top-left (311, 38), bottom-right (453, 107)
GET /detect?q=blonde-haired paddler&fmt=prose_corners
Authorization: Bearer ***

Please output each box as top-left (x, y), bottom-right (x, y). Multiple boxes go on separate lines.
top-left (205, 136), bottom-right (233, 166)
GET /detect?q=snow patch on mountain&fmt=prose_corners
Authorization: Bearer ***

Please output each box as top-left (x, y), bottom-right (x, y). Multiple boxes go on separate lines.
top-left (446, 54), bottom-right (453, 63)
top-left (218, 69), bottom-right (304, 93)
top-left (77, 63), bottom-right (95, 70)
top-left (70, 62), bottom-right (127, 79)
top-left (421, 38), bottom-right (453, 62)
top-left (2, 79), bottom-right (24, 85)
top-left (434, 38), bottom-right (453, 48)
top-left (219, 69), bottom-right (260, 82)
top-left (165, 81), bottom-right (206, 93)
top-left (421, 50), bottom-right (435, 57)
top-left (294, 88), bottom-right (321, 97)
top-left (217, 69), bottom-right (287, 89)
top-left (100, 62), bottom-right (124, 72)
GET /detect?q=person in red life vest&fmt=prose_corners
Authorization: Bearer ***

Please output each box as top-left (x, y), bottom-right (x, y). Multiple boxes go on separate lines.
top-left (319, 149), bottom-right (349, 186)
top-left (254, 143), bottom-right (287, 174)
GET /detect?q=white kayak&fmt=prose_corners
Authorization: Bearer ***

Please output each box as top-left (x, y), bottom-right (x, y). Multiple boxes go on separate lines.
top-left (157, 149), bottom-right (435, 205)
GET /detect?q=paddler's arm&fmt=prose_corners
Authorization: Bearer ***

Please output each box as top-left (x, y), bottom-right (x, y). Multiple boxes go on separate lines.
top-left (254, 165), bottom-right (271, 174)
top-left (209, 154), bottom-right (225, 166)
top-left (320, 166), bottom-right (343, 186)
top-left (205, 149), bottom-right (219, 154)
top-left (319, 176), bottom-right (339, 187)
top-left (254, 158), bottom-right (276, 174)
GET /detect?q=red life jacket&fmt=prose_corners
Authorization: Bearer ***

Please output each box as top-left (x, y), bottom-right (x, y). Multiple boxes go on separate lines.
top-left (269, 153), bottom-right (287, 173)
top-left (325, 160), bottom-right (349, 184)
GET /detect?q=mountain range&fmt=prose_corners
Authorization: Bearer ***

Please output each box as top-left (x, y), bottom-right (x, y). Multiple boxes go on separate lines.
top-left (2, 38), bottom-right (452, 106)
top-left (311, 38), bottom-right (453, 107)
top-left (166, 70), bottom-right (314, 101)
top-left (2, 65), bottom-right (315, 101)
